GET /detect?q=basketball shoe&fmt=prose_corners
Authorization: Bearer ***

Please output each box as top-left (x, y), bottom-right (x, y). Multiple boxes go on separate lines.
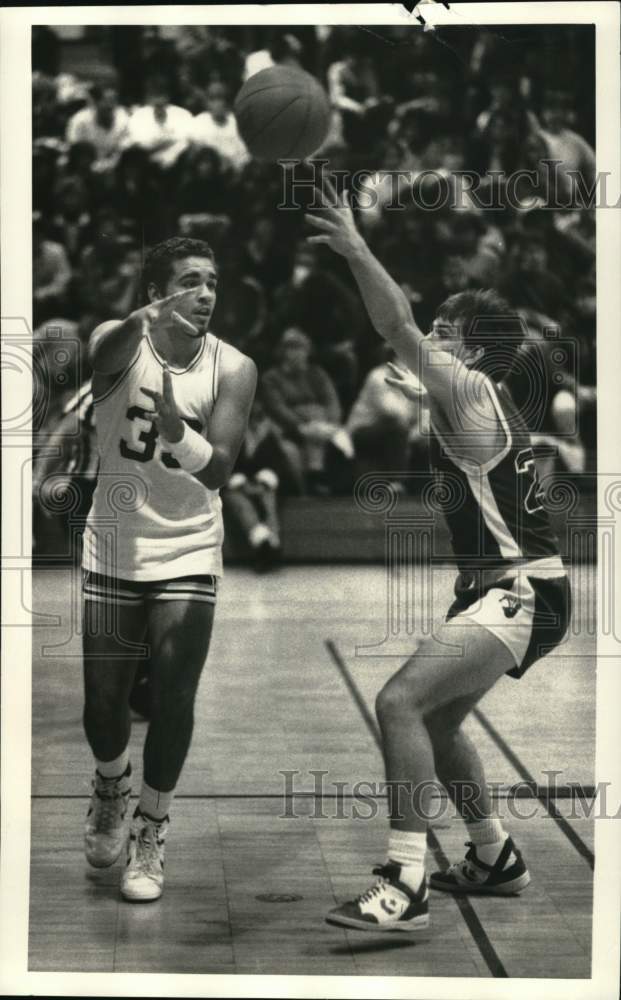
top-left (120, 809), bottom-right (168, 902)
top-left (430, 837), bottom-right (531, 894)
top-left (84, 766), bottom-right (132, 868)
top-left (326, 862), bottom-right (430, 933)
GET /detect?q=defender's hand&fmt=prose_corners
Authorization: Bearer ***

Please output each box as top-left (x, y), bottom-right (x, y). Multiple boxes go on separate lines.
top-left (140, 365), bottom-right (185, 443)
top-left (136, 288), bottom-right (200, 337)
top-left (384, 362), bottom-right (427, 401)
top-left (305, 176), bottom-right (367, 259)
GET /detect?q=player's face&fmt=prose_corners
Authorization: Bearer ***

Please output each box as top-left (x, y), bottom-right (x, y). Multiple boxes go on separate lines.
top-left (428, 318), bottom-right (463, 354)
top-left (164, 256), bottom-right (217, 336)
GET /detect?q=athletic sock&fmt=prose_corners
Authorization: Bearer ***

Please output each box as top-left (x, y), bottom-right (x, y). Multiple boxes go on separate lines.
top-left (96, 748), bottom-right (130, 780)
top-left (248, 523), bottom-right (271, 548)
top-left (387, 829), bottom-right (427, 892)
top-left (466, 817), bottom-right (511, 867)
top-left (139, 781), bottom-right (173, 822)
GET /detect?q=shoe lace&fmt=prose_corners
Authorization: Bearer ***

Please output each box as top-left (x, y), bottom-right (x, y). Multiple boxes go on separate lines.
top-left (133, 820), bottom-right (165, 876)
top-left (92, 782), bottom-right (126, 833)
top-left (356, 865), bottom-right (391, 905)
top-left (447, 842), bottom-right (482, 880)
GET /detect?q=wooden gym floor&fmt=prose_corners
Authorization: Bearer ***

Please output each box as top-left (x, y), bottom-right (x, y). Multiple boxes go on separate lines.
top-left (29, 563), bottom-right (595, 977)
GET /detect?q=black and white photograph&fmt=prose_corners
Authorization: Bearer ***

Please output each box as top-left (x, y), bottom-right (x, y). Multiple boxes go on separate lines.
top-left (1, 2), bottom-right (620, 997)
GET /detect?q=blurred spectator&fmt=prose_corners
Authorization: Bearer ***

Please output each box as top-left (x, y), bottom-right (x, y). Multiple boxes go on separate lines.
top-left (536, 88), bottom-right (596, 204)
top-left (29, 24), bottom-right (598, 535)
top-left (126, 77), bottom-right (193, 170)
top-left (66, 85), bottom-right (130, 174)
top-left (49, 176), bottom-right (93, 265)
top-left (243, 31), bottom-right (304, 81)
top-left (176, 145), bottom-right (235, 216)
top-left (262, 328), bottom-right (353, 494)
top-left (191, 82), bottom-right (249, 172)
top-left (33, 213), bottom-right (72, 325)
top-left (347, 347), bottom-right (428, 484)
top-left (222, 396), bottom-right (304, 570)
top-left (500, 230), bottom-right (565, 322)
top-left (327, 46), bottom-right (392, 160)
top-left (271, 243), bottom-right (365, 408)
top-left (32, 72), bottom-right (65, 140)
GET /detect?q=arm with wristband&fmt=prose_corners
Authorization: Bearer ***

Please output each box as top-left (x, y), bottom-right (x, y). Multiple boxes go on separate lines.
top-left (141, 346), bottom-right (257, 491)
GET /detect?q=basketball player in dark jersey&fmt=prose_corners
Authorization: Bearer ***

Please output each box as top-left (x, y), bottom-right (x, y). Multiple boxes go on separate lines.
top-left (306, 181), bottom-right (571, 933)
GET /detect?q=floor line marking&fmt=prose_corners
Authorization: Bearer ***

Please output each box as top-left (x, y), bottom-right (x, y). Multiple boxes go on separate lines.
top-left (325, 638), bottom-right (508, 979)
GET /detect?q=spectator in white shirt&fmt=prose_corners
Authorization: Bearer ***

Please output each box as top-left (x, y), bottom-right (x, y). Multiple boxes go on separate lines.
top-left (126, 79), bottom-right (193, 170)
top-left (191, 82), bottom-right (249, 172)
top-left (65, 85), bottom-right (130, 173)
top-left (347, 348), bottom-right (427, 482)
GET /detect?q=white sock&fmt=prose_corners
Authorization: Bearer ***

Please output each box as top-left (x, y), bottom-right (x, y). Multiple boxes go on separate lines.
top-left (466, 817), bottom-right (511, 867)
top-left (248, 523), bottom-right (271, 548)
top-left (96, 748), bottom-right (130, 780)
top-left (139, 781), bottom-right (173, 822)
top-left (387, 829), bottom-right (427, 892)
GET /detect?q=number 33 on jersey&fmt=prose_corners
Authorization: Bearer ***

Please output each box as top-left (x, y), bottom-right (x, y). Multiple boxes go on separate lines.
top-left (83, 333), bottom-right (224, 582)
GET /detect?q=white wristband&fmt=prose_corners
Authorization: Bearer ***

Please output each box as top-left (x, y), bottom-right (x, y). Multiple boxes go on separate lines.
top-left (163, 424), bottom-right (213, 474)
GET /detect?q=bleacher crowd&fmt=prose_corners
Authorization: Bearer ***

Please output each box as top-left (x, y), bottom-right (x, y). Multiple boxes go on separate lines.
top-left (32, 24), bottom-right (596, 563)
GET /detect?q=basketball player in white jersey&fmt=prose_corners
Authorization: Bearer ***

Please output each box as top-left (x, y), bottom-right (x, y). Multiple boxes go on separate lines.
top-left (82, 237), bottom-right (256, 901)
top-left (306, 182), bottom-right (571, 932)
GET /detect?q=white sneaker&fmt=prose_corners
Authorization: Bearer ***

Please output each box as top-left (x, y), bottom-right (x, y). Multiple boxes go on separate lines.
top-left (84, 768), bottom-right (132, 868)
top-left (120, 809), bottom-right (168, 902)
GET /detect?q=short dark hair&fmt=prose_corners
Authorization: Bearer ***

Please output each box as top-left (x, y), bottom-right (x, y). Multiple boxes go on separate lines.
top-left (141, 237), bottom-right (216, 301)
top-left (435, 288), bottom-right (525, 380)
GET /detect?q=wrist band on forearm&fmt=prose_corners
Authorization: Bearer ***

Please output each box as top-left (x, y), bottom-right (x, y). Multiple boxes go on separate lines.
top-left (162, 424), bottom-right (213, 473)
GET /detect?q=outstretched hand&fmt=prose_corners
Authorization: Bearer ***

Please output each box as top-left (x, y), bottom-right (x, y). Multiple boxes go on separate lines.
top-left (304, 176), bottom-right (367, 258)
top-left (384, 361), bottom-right (427, 401)
top-left (139, 288), bottom-right (201, 337)
top-left (140, 364), bottom-right (185, 443)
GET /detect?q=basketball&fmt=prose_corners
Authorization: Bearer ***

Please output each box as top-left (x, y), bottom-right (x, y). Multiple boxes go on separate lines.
top-left (234, 65), bottom-right (331, 161)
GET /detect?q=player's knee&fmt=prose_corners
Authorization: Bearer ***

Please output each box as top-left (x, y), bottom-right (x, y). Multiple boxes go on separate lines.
top-left (376, 677), bottom-right (420, 724)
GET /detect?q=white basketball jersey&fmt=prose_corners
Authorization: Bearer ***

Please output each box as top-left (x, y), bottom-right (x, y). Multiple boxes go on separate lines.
top-left (83, 332), bottom-right (224, 581)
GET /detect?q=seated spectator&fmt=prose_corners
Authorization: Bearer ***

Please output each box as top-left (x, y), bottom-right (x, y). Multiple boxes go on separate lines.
top-left (191, 82), bottom-right (249, 172)
top-left (125, 76), bottom-right (193, 170)
top-left (65, 84), bottom-right (130, 174)
top-left (33, 213), bottom-right (72, 325)
top-left (49, 175), bottom-right (94, 265)
top-left (176, 145), bottom-right (235, 216)
top-left (32, 140), bottom-right (62, 215)
top-left (222, 397), bottom-right (303, 571)
top-left (327, 47), bottom-right (391, 160)
top-left (78, 225), bottom-right (141, 324)
top-left (347, 347), bottom-right (427, 486)
top-left (535, 88), bottom-right (595, 205)
top-left (262, 328), bottom-right (353, 494)
top-left (500, 231), bottom-right (565, 322)
top-left (271, 243), bottom-right (365, 409)
top-left (32, 72), bottom-right (64, 140)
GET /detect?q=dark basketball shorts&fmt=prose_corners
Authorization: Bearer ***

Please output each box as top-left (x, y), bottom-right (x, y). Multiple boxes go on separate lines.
top-left (82, 570), bottom-right (218, 607)
top-left (445, 570), bottom-right (571, 679)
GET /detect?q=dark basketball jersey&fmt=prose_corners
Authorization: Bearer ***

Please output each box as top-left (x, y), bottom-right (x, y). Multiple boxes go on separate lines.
top-left (429, 379), bottom-right (562, 587)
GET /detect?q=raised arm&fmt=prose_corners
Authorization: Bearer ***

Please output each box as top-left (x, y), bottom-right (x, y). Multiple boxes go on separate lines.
top-left (88, 288), bottom-right (204, 374)
top-left (305, 181), bottom-right (504, 465)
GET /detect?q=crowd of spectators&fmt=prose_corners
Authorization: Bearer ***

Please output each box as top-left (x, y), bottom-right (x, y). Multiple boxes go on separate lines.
top-left (32, 24), bottom-right (597, 560)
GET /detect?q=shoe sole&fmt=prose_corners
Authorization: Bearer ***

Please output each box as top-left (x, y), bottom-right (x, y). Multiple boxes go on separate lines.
top-left (85, 845), bottom-right (126, 869)
top-left (120, 887), bottom-right (163, 903)
top-left (325, 914), bottom-right (430, 934)
top-left (430, 871), bottom-right (531, 895)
